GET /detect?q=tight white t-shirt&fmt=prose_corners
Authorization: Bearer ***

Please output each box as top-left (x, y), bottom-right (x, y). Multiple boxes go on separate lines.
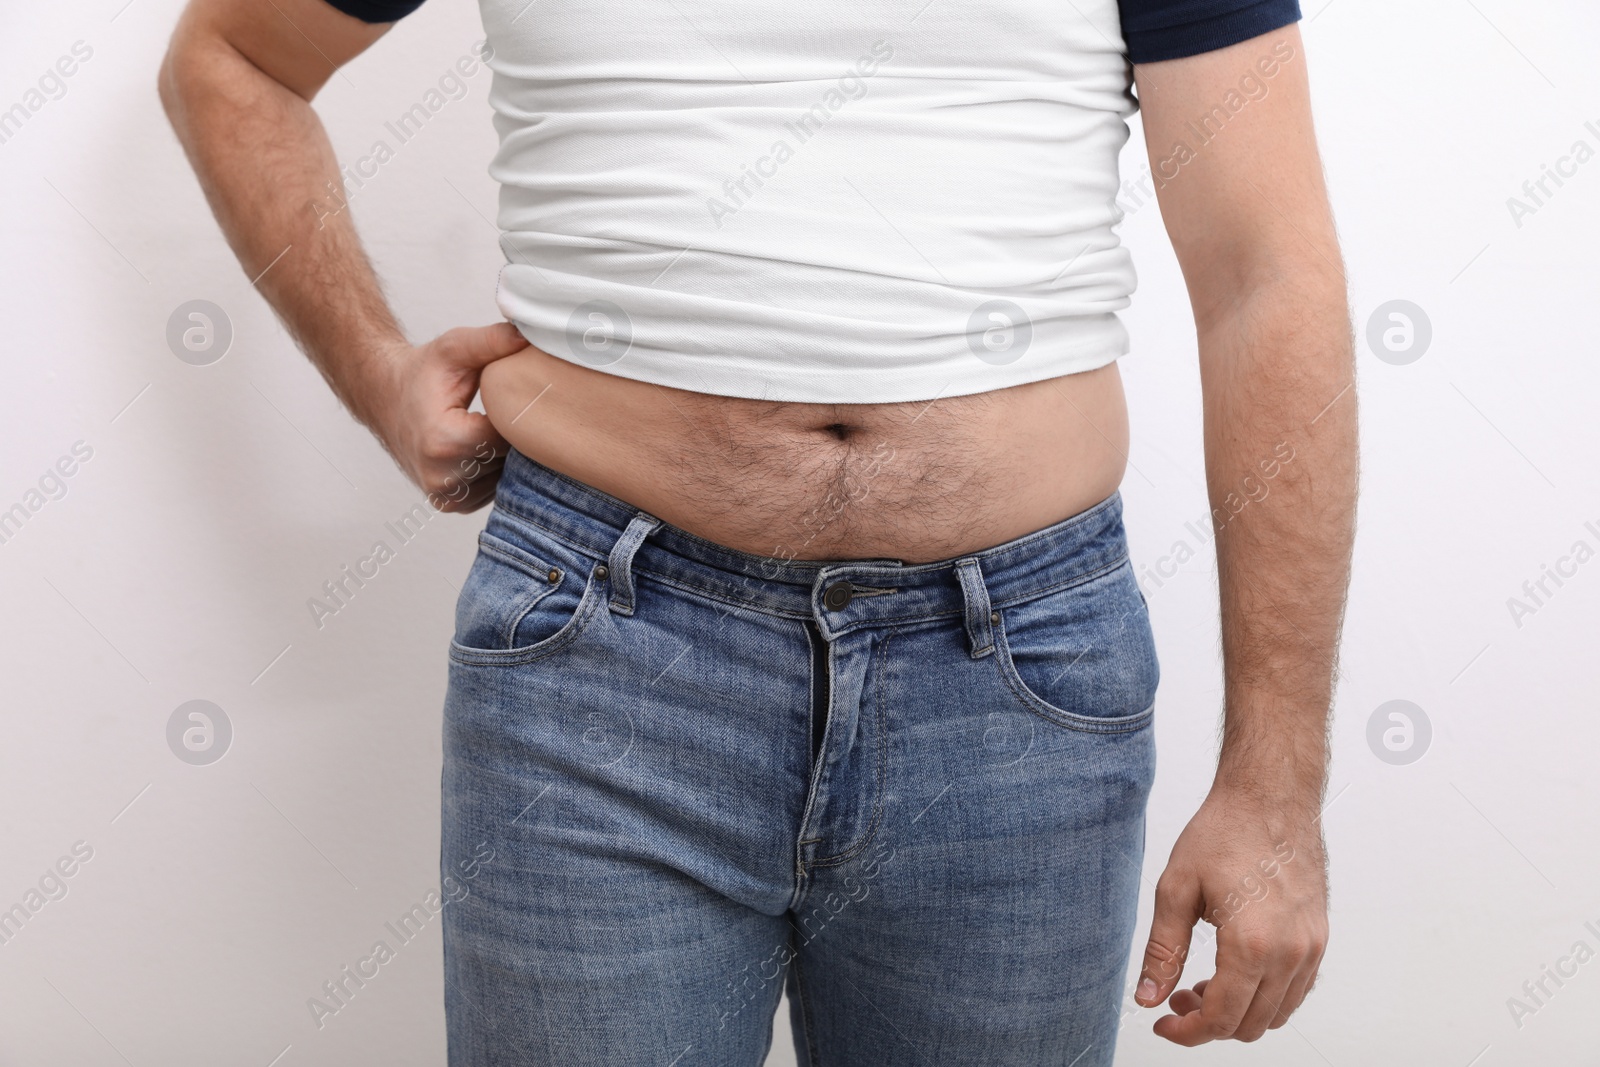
top-left (325, 0), bottom-right (1303, 403)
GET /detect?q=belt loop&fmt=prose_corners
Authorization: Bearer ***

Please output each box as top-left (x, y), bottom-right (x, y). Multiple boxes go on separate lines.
top-left (607, 512), bottom-right (661, 616)
top-left (954, 558), bottom-right (994, 659)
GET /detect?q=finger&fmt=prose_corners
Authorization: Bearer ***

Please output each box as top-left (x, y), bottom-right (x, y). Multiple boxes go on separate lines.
top-left (430, 464), bottom-right (501, 513)
top-left (1168, 976), bottom-right (1210, 1014)
top-left (1168, 986), bottom-right (1204, 1015)
top-left (440, 321), bottom-right (532, 371)
top-left (1269, 972), bottom-right (1310, 1030)
top-left (1233, 968), bottom-right (1296, 1042)
top-left (1153, 938), bottom-right (1268, 1046)
top-left (435, 412), bottom-right (510, 468)
top-left (1270, 946), bottom-right (1324, 1028)
top-left (1137, 873), bottom-right (1203, 1007)
top-left (1154, 971), bottom-right (1255, 1046)
top-left (429, 462), bottom-right (503, 513)
top-left (418, 428), bottom-right (509, 506)
top-left (446, 470), bottom-right (503, 514)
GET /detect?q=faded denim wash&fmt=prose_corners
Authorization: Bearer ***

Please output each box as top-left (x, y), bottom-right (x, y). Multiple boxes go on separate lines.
top-left (441, 447), bottom-right (1159, 1066)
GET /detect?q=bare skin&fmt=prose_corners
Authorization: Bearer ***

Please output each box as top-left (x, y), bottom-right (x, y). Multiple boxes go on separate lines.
top-left (476, 348), bottom-right (1129, 563)
top-left (161, 0), bottom-right (1354, 1047)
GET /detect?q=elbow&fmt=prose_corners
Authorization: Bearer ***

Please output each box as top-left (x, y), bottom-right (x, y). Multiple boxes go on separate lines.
top-left (1188, 246), bottom-right (1346, 338)
top-left (156, 49), bottom-right (178, 121)
top-left (157, 35), bottom-right (198, 126)
top-left (158, 23), bottom-right (239, 127)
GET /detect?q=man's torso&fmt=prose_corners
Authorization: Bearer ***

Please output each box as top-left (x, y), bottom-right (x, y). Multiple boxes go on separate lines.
top-left (479, 348), bottom-right (1129, 563)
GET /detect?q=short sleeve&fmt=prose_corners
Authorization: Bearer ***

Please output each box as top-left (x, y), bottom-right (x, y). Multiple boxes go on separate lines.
top-left (1119, 0), bottom-right (1302, 64)
top-left (321, 0), bottom-right (429, 23)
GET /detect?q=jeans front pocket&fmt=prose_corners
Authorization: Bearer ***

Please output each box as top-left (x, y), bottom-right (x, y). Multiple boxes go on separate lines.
top-left (991, 559), bottom-right (1159, 734)
top-left (449, 519), bottom-right (607, 666)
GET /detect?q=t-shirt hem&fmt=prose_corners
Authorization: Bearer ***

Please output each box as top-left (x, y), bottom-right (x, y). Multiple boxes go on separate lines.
top-left (1125, 0), bottom-right (1302, 64)
top-left (510, 322), bottom-right (1129, 404)
top-left (318, 0), bottom-right (426, 24)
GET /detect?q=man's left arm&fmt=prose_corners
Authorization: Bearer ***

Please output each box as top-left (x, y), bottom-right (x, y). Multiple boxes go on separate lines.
top-left (1127, 23), bottom-right (1359, 1044)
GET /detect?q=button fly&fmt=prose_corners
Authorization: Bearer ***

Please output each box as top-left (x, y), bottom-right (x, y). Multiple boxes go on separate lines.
top-left (822, 581), bottom-right (854, 611)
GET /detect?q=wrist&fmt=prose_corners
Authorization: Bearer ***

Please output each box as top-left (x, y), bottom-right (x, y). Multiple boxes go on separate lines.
top-left (1212, 700), bottom-right (1330, 818)
top-left (343, 334), bottom-right (410, 432)
top-left (1207, 769), bottom-right (1325, 823)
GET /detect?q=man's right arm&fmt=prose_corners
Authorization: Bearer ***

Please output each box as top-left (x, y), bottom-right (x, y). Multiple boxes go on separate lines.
top-left (158, 0), bottom-right (524, 511)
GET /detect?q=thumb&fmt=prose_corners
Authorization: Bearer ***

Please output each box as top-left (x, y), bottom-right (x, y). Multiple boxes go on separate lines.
top-left (439, 321), bottom-right (532, 371)
top-left (1136, 874), bottom-right (1201, 1007)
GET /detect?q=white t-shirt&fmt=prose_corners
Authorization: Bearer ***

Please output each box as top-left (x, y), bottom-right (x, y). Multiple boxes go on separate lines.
top-left (325, 0), bottom-right (1303, 403)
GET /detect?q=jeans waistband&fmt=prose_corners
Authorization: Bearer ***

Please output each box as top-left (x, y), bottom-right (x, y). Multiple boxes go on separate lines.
top-left (489, 447), bottom-right (1130, 641)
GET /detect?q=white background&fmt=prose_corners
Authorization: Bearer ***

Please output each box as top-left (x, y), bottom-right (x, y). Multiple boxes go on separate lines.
top-left (2, 0), bottom-right (1597, 1064)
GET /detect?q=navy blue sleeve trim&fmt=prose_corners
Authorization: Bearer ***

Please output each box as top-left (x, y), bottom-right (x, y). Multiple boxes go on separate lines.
top-left (321, 0), bottom-right (428, 24)
top-left (1121, 0), bottom-right (1302, 64)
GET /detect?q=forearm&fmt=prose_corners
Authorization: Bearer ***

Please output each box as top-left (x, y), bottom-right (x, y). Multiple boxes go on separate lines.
top-left (158, 23), bottom-right (401, 428)
top-left (1199, 264), bottom-right (1357, 815)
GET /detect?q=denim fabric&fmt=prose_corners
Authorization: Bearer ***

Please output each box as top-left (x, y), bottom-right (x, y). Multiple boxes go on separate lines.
top-left (441, 447), bottom-right (1159, 1066)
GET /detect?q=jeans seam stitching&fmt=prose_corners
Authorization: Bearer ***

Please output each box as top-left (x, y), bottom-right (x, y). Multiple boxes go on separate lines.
top-left (790, 935), bottom-right (823, 1067)
top-left (490, 502), bottom-right (607, 565)
top-left (623, 567), bottom-right (814, 623)
top-left (804, 618), bottom-right (822, 771)
top-left (981, 553), bottom-right (1132, 612)
top-left (963, 489), bottom-right (1121, 560)
top-left (471, 535), bottom-right (561, 648)
top-left (493, 497), bottom-right (1129, 622)
top-left (814, 554), bottom-right (1131, 635)
top-left (503, 584), bottom-right (559, 649)
top-left (448, 567), bottom-right (607, 666)
top-left (477, 529), bottom-right (557, 577)
top-left (991, 614), bottom-right (1155, 734)
top-left (809, 627), bottom-right (894, 868)
top-left (793, 616), bottom-right (830, 886)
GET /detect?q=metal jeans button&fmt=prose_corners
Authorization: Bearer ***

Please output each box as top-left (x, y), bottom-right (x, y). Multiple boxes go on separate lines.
top-left (822, 581), bottom-right (854, 611)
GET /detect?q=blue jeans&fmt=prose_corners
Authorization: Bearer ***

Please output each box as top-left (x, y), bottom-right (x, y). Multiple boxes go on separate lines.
top-left (441, 448), bottom-right (1159, 1066)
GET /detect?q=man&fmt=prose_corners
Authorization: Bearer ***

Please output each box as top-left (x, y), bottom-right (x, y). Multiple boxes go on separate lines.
top-left (159, 0), bottom-right (1355, 1061)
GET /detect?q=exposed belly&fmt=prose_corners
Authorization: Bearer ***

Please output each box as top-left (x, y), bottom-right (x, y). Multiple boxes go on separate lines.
top-left (477, 345), bottom-right (1129, 563)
